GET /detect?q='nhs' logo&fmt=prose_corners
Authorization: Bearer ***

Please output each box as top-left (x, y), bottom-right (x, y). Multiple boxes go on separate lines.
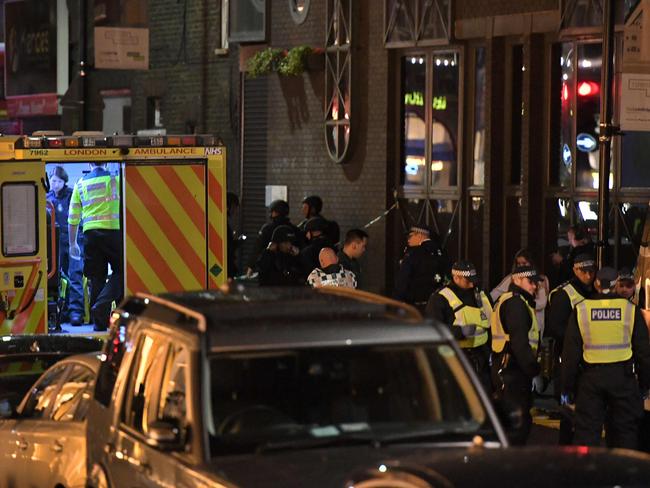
top-left (591, 308), bottom-right (622, 321)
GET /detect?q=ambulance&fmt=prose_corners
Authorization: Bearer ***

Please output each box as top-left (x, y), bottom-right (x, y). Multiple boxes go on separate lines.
top-left (0, 131), bottom-right (228, 335)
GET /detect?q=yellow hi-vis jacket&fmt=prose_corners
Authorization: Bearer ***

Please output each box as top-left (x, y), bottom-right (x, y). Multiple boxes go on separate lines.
top-left (68, 169), bottom-right (120, 231)
top-left (438, 287), bottom-right (492, 348)
top-left (491, 291), bottom-right (540, 354)
top-left (576, 298), bottom-right (635, 363)
top-left (550, 282), bottom-right (585, 308)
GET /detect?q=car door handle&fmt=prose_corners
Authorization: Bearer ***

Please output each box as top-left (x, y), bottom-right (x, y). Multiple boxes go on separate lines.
top-left (52, 440), bottom-right (63, 453)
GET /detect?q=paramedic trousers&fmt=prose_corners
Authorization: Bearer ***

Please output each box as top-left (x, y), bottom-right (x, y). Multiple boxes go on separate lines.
top-left (83, 229), bottom-right (123, 331)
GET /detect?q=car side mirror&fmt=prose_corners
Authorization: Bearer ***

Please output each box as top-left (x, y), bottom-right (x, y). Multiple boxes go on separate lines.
top-left (145, 420), bottom-right (183, 450)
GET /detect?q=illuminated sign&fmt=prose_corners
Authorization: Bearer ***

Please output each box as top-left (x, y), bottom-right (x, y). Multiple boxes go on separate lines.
top-left (404, 92), bottom-right (447, 110)
top-left (576, 133), bottom-right (598, 152)
top-left (562, 144), bottom-right (572, 166)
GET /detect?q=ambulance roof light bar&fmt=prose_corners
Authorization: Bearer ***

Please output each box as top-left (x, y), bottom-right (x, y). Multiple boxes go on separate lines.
top-left (14, 131), bottom-right (221, 149)
top-left (72, 131), bottom-right (108, 147)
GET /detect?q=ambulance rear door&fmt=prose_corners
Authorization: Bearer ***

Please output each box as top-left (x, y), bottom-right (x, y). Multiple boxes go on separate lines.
top-left (123, 147), bottom-right (226, 294)
top-left (0, 160), bottom-right (49, 334)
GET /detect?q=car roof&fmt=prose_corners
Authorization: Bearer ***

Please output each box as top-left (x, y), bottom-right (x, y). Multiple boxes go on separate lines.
top-left (126, 286), bottom-right (450, 352)
top-left (54, 352), bottom-right (102, 373)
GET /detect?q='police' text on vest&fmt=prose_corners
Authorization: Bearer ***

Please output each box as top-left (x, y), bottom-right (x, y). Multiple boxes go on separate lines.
top-left (591, 308), bottom-right (622, 321)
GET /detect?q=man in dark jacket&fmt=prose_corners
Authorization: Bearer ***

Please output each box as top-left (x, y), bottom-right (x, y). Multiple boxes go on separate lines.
top-left (552, 224), bottom-right (595, 285)
top-left (545, 253), bottom-right (595, 444)
top-left (248, 200), bottom-right (300, 272)
top-left (491, 265), bottom-right (542, 445)
top-left (337, 228), bottom-right (368, 286)
top-left (394, 226), bottom-right (449, 312)
top-left (256, 226), bottom-right (303, 286)
top-left (562, 267), bottom-right (650, 449)
top-left (426, 261), bottom-right (492, 391)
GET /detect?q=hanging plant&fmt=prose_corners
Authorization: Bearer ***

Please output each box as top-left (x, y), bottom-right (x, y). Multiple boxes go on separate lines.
top-left (248, 46), bottom-right (324, 78)
top-left (247, 48), bottom-right (284, 78)
top-left (278, 46), bottom-right (314, 76)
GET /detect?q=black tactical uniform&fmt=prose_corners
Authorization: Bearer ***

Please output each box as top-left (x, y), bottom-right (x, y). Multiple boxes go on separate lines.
top-left (250, 200), bottom-right (300, 269)
top-left (256, 226), bottom-right (303, 287)
top-left (299, 217), bottom-right (332, 278)
top-left (491, 268), bottom-right (542, 446)
top-left (562, 271), bottom-right (650, 449)
top-left (394, 238), bottom-right (449, 312)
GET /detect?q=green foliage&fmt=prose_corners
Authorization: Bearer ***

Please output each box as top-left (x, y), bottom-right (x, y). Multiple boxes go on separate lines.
top-left (247, 46), bottom-right (316, 78)
top-left (247, 48), bottom-right (284, 78)
top-left (278, 46), bottom-right (313, 76)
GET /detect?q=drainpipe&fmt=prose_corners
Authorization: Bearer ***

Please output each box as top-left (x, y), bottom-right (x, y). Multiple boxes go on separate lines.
top-left (596, 0), bottom-right (616, 268)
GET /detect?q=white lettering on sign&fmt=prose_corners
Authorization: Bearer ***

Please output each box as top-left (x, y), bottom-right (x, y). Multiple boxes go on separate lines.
top-left (204, 147), bottom-right (222, 155)
top-left (591, 308), bottom-right (622, 321)
top-left (132, 147), bottom-right (196, 156)
top-left (63, 148), bottom-right (109, 156)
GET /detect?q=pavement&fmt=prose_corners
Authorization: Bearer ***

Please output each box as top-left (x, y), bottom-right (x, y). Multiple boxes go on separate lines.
top-left (48, 321), bottom-right (109, 338)
top-left (529, 394), bottom-right (562, 445)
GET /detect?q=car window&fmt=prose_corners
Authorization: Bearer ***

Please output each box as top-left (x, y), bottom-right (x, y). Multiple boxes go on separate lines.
top-left (208, 344), bottom-right (494, 456)
top-left (159, 344), bottom-right (189, 428)
top-left (121, 333), bottom-right (168, 434)
top-left (21, 364), bottom-right (69, 419)
top-left (50, 364), bottom-right (96, 422)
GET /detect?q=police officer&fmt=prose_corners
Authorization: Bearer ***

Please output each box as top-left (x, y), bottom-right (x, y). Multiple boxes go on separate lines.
top-left (394, 226), bottom-right (449, 313)
top-left (299, 217), bottom-right (332, 278)
top-left (256, 226), bottom-right (303, 286)
top-left (68, 162), bottom-right (122, 331)
top-left (248, 200), bottom-right (300, 272)
top-left (545, 253), bottom-right (596, 443)
top-left (561, 267), bottom-right (650, 449)
top-left (426, 261), bottom-right (492, 391)
top-left (298, 195), bottom-right (340, 247)
top-left (491, 264), bottom-right (542, 445)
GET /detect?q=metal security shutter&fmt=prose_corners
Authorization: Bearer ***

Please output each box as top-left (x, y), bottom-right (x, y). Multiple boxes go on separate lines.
top-left (240, 75), bottom-right (268, 269)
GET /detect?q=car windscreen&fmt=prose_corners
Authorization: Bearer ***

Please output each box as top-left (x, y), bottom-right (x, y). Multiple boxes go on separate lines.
top-left (207, 344), bottom-right (495, 457)
top-left (0, 354), bottom-right (68, 415)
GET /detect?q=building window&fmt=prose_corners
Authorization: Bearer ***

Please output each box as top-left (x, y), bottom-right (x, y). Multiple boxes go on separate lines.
top-left (554, 41), bottom-right (608, 190)
top-left (325, 0), bottom-right (352, 163)
top-left (289, 0), bottom-right (309, 24)
top-left (472, 46), bottom-right (486, 187)
top-left (509, 45), bottom-right (524, 185)
top-left (229, 0), bottom-right (266, 43)
top-left (560, 0), bottom-right (628, 30)
top-left (220, 0), bottom-right (229, 52)
top-left (400, 51), bottom-right (459, 190)
top-left (384, 0), bottom-right (451, 47)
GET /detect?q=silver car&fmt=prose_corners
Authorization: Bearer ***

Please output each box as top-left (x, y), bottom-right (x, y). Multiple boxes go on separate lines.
top-left (0, 353), bottom-right (100, 488)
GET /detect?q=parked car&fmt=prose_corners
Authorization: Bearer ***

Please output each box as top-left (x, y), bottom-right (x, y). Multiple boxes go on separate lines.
top-left (0, 334), bottom-right (103, 416)
top-left (0, 351), bottom-right (100, 488)
top-left (86, 286), bottom-right (650, 488)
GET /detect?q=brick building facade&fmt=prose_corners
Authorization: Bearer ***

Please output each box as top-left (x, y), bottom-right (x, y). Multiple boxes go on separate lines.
top-left (51, 0), bottom-right (648, 293)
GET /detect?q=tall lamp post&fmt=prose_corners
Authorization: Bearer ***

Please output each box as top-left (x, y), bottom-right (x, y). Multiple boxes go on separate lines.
top-left (596, 0), bottom-right (617, 268)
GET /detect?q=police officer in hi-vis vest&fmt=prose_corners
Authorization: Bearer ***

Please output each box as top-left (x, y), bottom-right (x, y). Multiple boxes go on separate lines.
top-left (491, 264), bottom-right (542, 445)
top-left (561, 267), bottom-right (650, 449)
top-left (426, 261), bottom-right (492, 391)
top-left (545, 253), bottom-right (595, 444)
top-left (68, 162), bottom-right (123, 332)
